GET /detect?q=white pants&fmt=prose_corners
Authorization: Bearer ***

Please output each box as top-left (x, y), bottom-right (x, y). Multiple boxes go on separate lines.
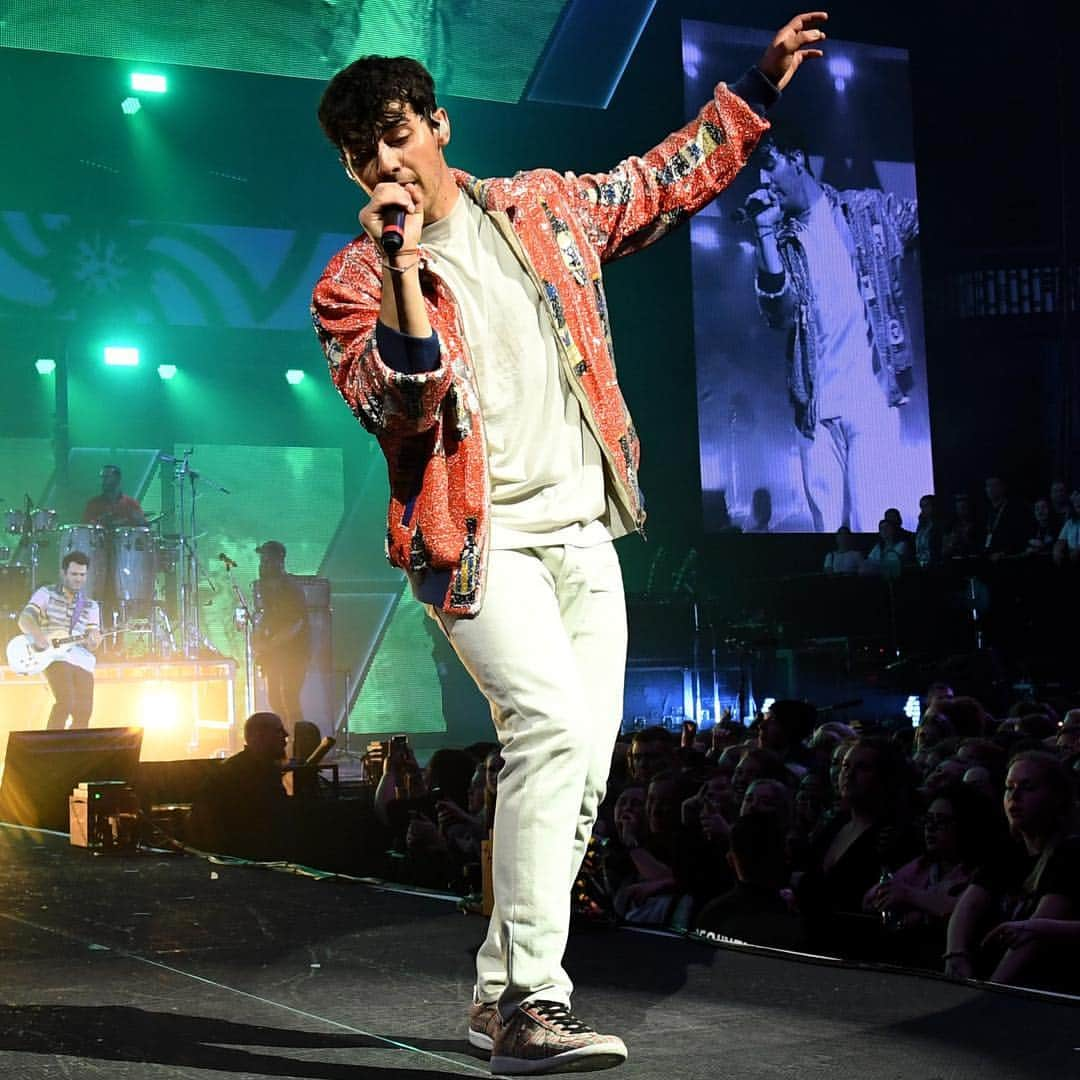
top-left (798, 397), bottom-right (902, 533)
top-left (431, 542), bottom-right (627, 1018)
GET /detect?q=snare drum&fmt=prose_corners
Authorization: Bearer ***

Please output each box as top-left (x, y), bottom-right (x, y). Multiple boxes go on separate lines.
top-left (57, 524), bottom-right (108, 598)
top-left (113, 526), bottom-right (156, 602)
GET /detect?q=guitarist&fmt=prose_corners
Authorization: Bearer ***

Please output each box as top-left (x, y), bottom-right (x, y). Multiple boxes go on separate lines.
top-left (17, 550), bottom-right (102, 729)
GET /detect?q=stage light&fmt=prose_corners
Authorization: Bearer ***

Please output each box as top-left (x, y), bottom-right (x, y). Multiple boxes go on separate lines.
top-left (104, 346), bottom-right (139, 367)
top-left (35, 358), bottom-right (56, 375)
top-left (828, 56), bottom-right (854, 93)
top-left (904, 695), bottom-right (922, 724)
top-left (131, 73), bottom-right (167, 93)
top-left (121, 96), bottom-right (141, 116)
top-left (285, 369), bottom-right (305, 385)
top-left (138, 687), bottom-right (180, 731)
top-left (157, 364), bottom-right (177, 380)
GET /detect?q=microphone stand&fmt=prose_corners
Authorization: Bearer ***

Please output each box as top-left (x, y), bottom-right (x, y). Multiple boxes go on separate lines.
top-left (171, 450), bottom-right (229, 658)
top-left (224, 560), bottom-right (255, 717)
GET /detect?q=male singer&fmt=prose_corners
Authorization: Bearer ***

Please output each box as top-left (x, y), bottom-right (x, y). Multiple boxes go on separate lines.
top-left (312, 13), bottom-right (826, 1073)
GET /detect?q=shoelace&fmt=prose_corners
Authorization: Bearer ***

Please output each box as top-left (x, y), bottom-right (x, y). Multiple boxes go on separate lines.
top-left (527, 1001), bottom-right (592, 1034)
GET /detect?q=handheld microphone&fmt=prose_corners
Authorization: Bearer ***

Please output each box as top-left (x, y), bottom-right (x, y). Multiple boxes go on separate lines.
top-left (381, 207), bottom-right (407, 253)
top-left (218, 552), bottom-right (238, 570)
top-left (730, 194), bottom-right (773, 225)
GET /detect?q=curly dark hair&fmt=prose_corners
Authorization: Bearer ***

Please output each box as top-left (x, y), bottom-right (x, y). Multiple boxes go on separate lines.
top-left (317, 55), bottom-right (438, 163)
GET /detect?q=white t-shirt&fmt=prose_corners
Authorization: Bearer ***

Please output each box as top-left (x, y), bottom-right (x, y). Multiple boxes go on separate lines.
top-left (798, 193), bottom-right (882, 421)
top-left (421, 193), bottom-right (609, 549)
top-left (1058, 518), bottom-right (1080, 552)
top-left (26, 585), bottom-right (100, 673)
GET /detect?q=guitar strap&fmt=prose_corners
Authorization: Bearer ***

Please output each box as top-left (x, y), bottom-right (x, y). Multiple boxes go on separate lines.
top-left (70, 590), bottom-right (87, 635)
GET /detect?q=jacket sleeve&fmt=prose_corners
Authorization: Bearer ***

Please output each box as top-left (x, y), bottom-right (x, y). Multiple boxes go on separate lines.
top-left (558, 77), bottom-right (772, 265)
top-left (884, 190), bottom-right (919, 248)
top-left (311, 243), bottom-right (452, 437)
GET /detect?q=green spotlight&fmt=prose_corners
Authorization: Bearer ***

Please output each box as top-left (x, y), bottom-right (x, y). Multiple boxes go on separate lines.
top-left (120, 96), bottom-right (142, 115)
top-left (157, 364), bottom-right (177, 380)
top-left (285, 369), bottom-right (305, 385)
top-left (131, 73), bottom-right (167, 93)
top-left (104, 346), bottom-right (139, 367)
top-left (35, 358), bottom-right (56, 375)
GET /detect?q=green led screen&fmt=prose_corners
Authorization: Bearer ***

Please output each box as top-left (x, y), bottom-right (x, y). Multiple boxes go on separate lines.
top-left (2, 0), bottom-right (569, 103)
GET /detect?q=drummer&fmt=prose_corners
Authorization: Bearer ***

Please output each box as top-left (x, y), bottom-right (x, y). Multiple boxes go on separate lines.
top-left (17, 550), bottom-right (102, 729)
top-left (81, 465), bottom-right (147, 527)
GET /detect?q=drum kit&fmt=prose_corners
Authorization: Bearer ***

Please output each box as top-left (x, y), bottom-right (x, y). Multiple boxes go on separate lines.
top-left (2, 450), bottom-right (232, 661)
top-left (1, 499), bottom-right (179, 658)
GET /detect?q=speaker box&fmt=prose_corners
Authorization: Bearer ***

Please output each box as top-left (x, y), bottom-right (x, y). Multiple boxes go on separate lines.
top-left (0, 727), bottom-right (143, 831)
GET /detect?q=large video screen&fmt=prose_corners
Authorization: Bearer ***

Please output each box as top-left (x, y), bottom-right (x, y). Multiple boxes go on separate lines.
top-left (683, 21), bottom-right (933, 534)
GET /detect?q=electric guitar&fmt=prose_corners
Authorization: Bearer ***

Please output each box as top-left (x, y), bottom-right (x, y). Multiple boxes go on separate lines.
top-left (6, 627), bottom-right (126, 676)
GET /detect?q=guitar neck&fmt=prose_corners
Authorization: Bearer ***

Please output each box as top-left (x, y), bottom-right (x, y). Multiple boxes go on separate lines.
top-left (50, 625), bottom-right (125, 648)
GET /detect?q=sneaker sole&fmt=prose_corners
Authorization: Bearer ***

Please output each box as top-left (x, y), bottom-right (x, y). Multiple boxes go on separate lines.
top-left (490, 1044), bottom-right (627, 1075)
top-left (468, 1027), bottom-right (496, 1052)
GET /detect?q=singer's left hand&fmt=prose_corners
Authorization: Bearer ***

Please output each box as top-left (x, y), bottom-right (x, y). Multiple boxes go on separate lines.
top-left (758, 11), bottom-right (828, 91)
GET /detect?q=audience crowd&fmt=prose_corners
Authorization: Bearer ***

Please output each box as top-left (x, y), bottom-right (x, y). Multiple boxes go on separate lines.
top-left (822, 476), bottom-right (1080, 575)
top-left (374, 685), bottom-right (1080, 996)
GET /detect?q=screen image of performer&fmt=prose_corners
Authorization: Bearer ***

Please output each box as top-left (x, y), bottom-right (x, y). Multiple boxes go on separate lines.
top-left (17, 550), bottom-right (102, 729)
top-left (748, 134), bottom-right (919, 533)
top-left (311, 13), bottom-right (825, 1073)
top-left (253, 540), bottom-right (310, 739)
top-left (81, 464), bottom-right (148, 527)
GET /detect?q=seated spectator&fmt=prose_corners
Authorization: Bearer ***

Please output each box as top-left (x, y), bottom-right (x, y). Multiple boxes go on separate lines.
top-left (756, 699), bottom-right (817, 778)
top-left (732, 747), bottom-right (791, 810)
top-left (941, 492), bottom-right (979, 559)
top-left (914, 494), bottom-right (944, 568)
top-left (934, 695), bottom-right (991, 739)
top-left (1052, 488), bottom-right (1080, 565)
top-left (962, 765), bottom-right (998, 803)
top-left (913, 711), bottom-right (957, 772)
top-left (796, 737), bottom-right (919, 955)
top-left (186, 711), bottom-right (294, 860)
top-left (922, 757), bottom-right (969, 801)
top-left (982, 475), bottom-right (1029, 560)
top-left (741, 778), bottom-right (794, 830)
top-left (884, 507), bottom-right (916, 551)
top-left (807, 721), bottom-right (857, 776)
top-left (694, 813), bottom-right (806, 950)
top-left (1048, 478), bottom-right (1071, 532)
top-left (683, 768), bottom-right (739, 848)
top-left (945, 751), bottom-right (1080, 990)
top-left (1055, 710), bottom-right (1080, 758)
top-left (863, 784), bottom-right (995, 968)
top-left (626, 726), bottom-right (677, 786)
top-left (792, 771), bottom-right (831, 840)
top-left (613, 770), bottom-right (718, 927)
top-left (925, 681), bottom-right (955, 708)
top-left (823, 526), bottom-right (864, 575)
top-left (862, 518), bottom-right (911, 577)
top-left (1025, 498), bottom-right (1059, 557)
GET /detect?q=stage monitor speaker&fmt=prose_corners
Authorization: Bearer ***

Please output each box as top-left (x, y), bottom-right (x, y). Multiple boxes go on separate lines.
top-left (0, 727), bottom-right (143, 832)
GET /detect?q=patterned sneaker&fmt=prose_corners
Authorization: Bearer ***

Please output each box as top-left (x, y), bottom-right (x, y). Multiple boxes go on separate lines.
top-left (489, 999), bottom-right (627, 1075)
top-left (468, 1000), bottom-right (502, 1052)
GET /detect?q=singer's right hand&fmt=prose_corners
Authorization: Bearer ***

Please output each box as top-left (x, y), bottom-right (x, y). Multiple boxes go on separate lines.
top-left (360, 181), bottom-right (423, 253)
top-left (748, 188), bottom-right (783, 231)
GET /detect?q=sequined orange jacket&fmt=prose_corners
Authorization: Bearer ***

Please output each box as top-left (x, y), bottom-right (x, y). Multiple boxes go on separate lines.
top-left (313, 77), bottom-right (771, 615)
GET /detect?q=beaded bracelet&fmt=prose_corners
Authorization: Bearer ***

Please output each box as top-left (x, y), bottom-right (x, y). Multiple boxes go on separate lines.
top-left (382, 257), bottom-right (420, 274)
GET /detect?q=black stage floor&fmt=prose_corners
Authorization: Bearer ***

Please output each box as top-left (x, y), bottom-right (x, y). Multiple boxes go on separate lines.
top-left (0, 823), bottom-right (1076, 1079)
